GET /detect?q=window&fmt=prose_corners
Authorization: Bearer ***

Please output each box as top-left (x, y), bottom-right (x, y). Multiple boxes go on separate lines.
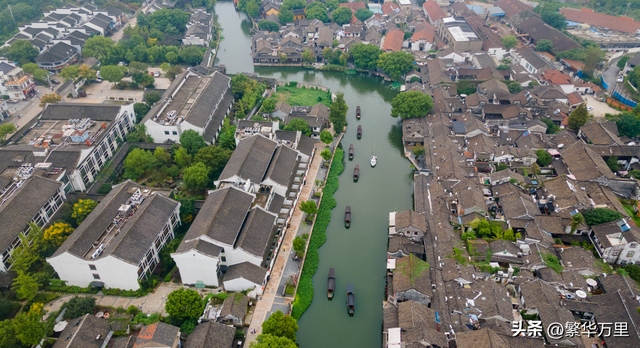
top-left (221, 256), bottom-right (226, 262)
top-left (172, 131), bottom-right (177, 135)
top-left (631, 243), bottom-right (637, 248)
top-left (165, 131), bottom-right (170, 135)
top-left (612, 250), bottom-right (620, 256)
top-left (92, 274), bottom-right (101, 280)
top-left (89, 265), bottom-right (96, 271)
top-left (627, 251), bottom-right (635, 258)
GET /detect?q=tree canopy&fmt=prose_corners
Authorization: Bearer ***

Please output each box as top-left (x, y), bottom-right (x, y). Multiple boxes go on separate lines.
top-left (123, 148), bottom-right (157, 180)
top-left (350, 43), bottom-right (382, 70)
top-left (567, 104), bottom-right (589, 130)
top-left (332, 7), bottom-right (353, 25)
top-left (501, 36), bottom-right (518, 49)
top-left (262, 98), bottom-right (276, 113)
top-left (184, 162), bottom-right (210, 191)
top-left (165, 288), bottom-right (205, 321)
top-left (583, 208), bottom-right (623, 226)
top-left (250, 334), bottom-right (297, 348)
top-left (306, 2), bottom-right (329, 22)
top-left (320, 130), bottom-right (333, 144)
top-left (193, 146), bottom-right (232, 180)
top-left (329, 93), bottom-right (348, 132)
top-left (278, 9), bottom-right (294, 23)
top-left (180, 130), bottom-right (207, 155)
top-left (507, 81), bottom-right (522, 93)
top-left (100, 65), bottom-right (125, 85)
top-left (540, 6), bottom-right (566, 30)
top-left (610, 112), bottom-right (640, 138)
top-left (536, 39), bottom-right (553, 52)
top-left (390, 91), bottom-right (433, 119)
top-left (377, 51), bottom-right (414, 81)
top-left (535, 149), bottom-right (552, 167)
top-left (258, 20), bottom-right (280, 32)
top-left (44, 222), bottom-right (74, 247)
top-left (284, 118), bottom-right (312, 136)
top-left (261, 310), bottom-right (298, 342)
top-left (355, 8), bottom-right (373, 22)
top-left (6, 40), bottom-right (38, 66)
top-left (63, 296), bottom-right (96, 320)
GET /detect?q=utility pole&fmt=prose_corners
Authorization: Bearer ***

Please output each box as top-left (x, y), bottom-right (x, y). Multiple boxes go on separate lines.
top-left (7, 5), bottom-right (15, 24)
top-left (625, 3), bottom-right (631, 17)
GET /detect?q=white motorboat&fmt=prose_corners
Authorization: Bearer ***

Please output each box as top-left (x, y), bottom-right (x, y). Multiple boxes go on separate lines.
top-left (370, 156), bottom-right (377, 167)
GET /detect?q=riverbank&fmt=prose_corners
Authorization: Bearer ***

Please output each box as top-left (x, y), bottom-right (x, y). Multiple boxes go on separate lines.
top-left (292, 145), bottom-right (344, 319)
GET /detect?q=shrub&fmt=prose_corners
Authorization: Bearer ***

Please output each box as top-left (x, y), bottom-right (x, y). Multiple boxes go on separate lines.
top-left (291, 148), bottom-right (344, 319)
top-left (583, 208), bottom-right (623, 226)
top-left (97, 183), bottom-right (112, 194)
top-left (62, 296), bottom-right (96, 319)
top-left (126, 305), bottom-right (140, 315)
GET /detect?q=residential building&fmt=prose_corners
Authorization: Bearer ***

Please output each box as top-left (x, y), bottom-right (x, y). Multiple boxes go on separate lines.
top-left (590, 219), bottom-right (640, 265)
top-left (516, 17), bottom-right (580, 54)
top-left (393, 210), bottom-right (426, 241)
top-left (391, 255), bottom-right (431, 305)
top-left (513, 47), bottom-right (553, 74)
top-left (422, 1), bottom-right (447, 24)
top-left (382, 29), bottom-right (404, 52)
top-left (47, 181), bottom-right (181, 290)
top-left (218, 293), bottom-right (249, 326)
top-left (0, 62), bottom-right (36, 100)
top-left (0, 103), bottom-right (136, 192)
top-left (560, 7), bottom-right (640, 34)
top-left (52, 314), bottom-right (110, 348)
top-left (436, 17), bottom-right (483, 53)
top-left (184, 321), bottom-right (235, 348)
top-left (183, 9), bottom-right (214, 47)
top-left (134, 322), bottom-right (180, 348)
top-left (0, 176), bottom-right (66, 272)
top-left (143, 70), bottom-right (233, 144)
top-left (35, 42), bottom-right (80, 71)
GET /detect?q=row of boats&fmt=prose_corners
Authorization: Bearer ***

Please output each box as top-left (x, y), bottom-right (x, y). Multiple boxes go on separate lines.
top-left (327, 268), bottom-right (355, 315)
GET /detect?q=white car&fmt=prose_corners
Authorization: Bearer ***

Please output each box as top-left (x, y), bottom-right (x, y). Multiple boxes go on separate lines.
top-left (587, 106), bottom-right (594, 111)
top-left (618, 76), bottom-right (624, 83)
top-left (154, 71), bottom-right (160, 77)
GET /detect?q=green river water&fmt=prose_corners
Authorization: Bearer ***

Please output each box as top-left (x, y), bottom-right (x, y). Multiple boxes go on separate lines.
top-left (214, 3), bottom-right (414, 346)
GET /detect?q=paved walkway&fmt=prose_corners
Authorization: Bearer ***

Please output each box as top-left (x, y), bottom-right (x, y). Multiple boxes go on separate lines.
top-left (246, 143), bottom-right (326, 344)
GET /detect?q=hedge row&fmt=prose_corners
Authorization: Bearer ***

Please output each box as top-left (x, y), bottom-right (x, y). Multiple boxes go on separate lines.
top-left (291, 148), bottom-right (344, 319)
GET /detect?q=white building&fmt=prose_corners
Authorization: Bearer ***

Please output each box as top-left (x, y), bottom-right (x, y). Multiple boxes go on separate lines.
top-left (47, 182), bottom-right (181, 290)
top-left (0, 62), bottom-right (35, 100)
top-left (143, 71), bottom-right (234, 144)
top-left (182, 9), bottom-right (213, 47)
top-left (590, 219), bottom-right (640, 265)
top-left (0, 176), bottom-right (66, 272)
top-left (0, 103), bottom-right (136, 192)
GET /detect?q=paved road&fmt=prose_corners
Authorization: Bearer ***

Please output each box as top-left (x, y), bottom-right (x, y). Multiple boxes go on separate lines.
top-left (603, 57), bottom-right (621, 92)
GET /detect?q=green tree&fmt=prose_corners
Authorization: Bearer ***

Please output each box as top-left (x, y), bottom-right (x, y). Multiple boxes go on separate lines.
top-left (541, 118), bottom-right (560, 134)
top-left (123, 148), bottom-right (157, 180)
top-left (166, 51), bottom-right (179, 64)
top-left (300, 200), bottom-right (318, 216)
top-left (193, 146), bottom-right (232, 180)
top-left (167, 65), bottom-right (184, 81)
top-left (245, 1), bottom-right (260, 17)
top-left (278, 9), bottom-right (294, 23)
top-left (259, 20), bottom-right (280, 32)
top-left (179, 46), bottom-right (204, 65)
top-left (0, 319), bottom-right (17, 347)
top-left (412, 145), bottom-right (425, 156)
top-left (607, 156), bottom-right (620, 172)
top-left (21, 63), bottom-right (38, 75)
top-left (174, 146), bottom-right (192, 168)
top-left (326, 0), bottom-right (339, 11)
top-left (12, 271), bottom-right (38, 301)
top-left (59, 65), bottom-right (79, 81)
top-left (73, 200), bottom-right (98, 225)
top-left (529, 81), bottom-right (540, 88)
top-left (536, 39), bottom-right (553, 52)
top-left (0, 123), bottom-right (17, 141)
top-left (377, 51), bottom-right (414, 81)
top-left (9, 223), bottom-right (42, 274)
top-left (350, 43), bottom-right (382, 70)
top-left (284, 118), bottom-right (312, 136)
top-left (323, 47), bottom-right (334, 62)
top-left (570, 213), bottom-right (584, 234)
top-left (390, 91), bottom-right (433, 119)
top-left (0, 298), bottom-right (11, 320)
top-left (100, 65), bottom-right (125, 86)
top-left (541, 10), bottom-right (566, 30)
top-left (83, 36), bottom-right (116, 62)
top-left (127, 124), bottom-right (154, 143)
top-left (180, 129), bottom-right (207, 155)
top-left (320, 130), bottom-right (333, 144)
top-left (618, 56), bottom-right (631, 70)
top-left (165, 288), bottom-right (205, 321)
top-left (281, 0), bottom-right (306, 10)
top-left (567, 103), bottom-right (589, 130)
top-left (583, 208), bottom-right (623, 226)
top-left (39, 93), bottom-right (62, 107)
top-left (339, 52), bottom-right (349, 66)
top-left (614, 113), bottom-right (640, 138)
top-left (584, 46), bottom-right (604, 77)
top-left (293, 236), bottom-right (306, 253)
top-left (154, 147), bottom-right (172, 166)
top-left (262, 98), bottom-right (276, 113)
top-left (507, 81), bottom-right (522, 93)
top-left (13, 309), bottom-right (47, 346)
top-left (329, 93), bottom-right (348, 132)
top-left (321, 148), bottom-right (332, 161)
top-left (134, 103), bottom-right (151, 123)
top-left (332, 7), bottom-right (353, 25)
top-left (355, 8), bottom-right (373, 22)
top-left (79, 64), bottom-right (97, 81)
top-left (7, 40), bottom-right (39, 66)
top-left (184, 162), bottom-right (210, 190)
top-left (496, 163), bottom-right (508, 172)
top-left (145, 91), bottom-right (162, 106)
top-left (535, 149), bottom-right (552, 167)
top-left (63, 296), bottom-right (96, 319)
top-left (261, 310), bottom-right (298, 342)
top-left (302, 48), bottom-right (315, 63)
top-left (501, 35), bottom-right (518, 49)
top-left (250, 334), bottom-right (297, 348)
top-left (306, 2), bottom-right (329, 22)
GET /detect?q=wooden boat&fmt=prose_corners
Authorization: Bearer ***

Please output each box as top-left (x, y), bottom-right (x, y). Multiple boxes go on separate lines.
top-left (344, 206), bottom-right (351, 227)
top-left (346, 283), bottom-right (355, 315)
top-left (356, 106), bottom-right (361, 119)
top-left (370, 156), bottom-right (377, 167)
top-left (349, 144), bottom-right (354, 160)
top-left (327, 268), bottom-right (335, 299)
top-left (357, 125), bottom-right (362, 138)
top-left (353, 164), bottom-right (359, 181)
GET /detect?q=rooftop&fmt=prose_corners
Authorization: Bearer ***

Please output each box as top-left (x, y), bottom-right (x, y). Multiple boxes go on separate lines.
top-left (442, 17), bottom-right (480, 42)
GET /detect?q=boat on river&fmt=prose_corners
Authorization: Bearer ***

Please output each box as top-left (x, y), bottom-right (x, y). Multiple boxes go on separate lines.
top-left (344, 206), bottom-right (351, 227)
top-left (353, 164), bottom-right (359, 181)
top-left (357, 125), bottom-right (362, 138)
top-left (370, 156), bottom-right (377, 167)
top-left (356, 106), bottom-right (361, 119)
top-left (349, 144), bottom-right (354, 160)
top-left (327, 268), bottom-right (335, 299)
top-left (346, 283), bottom-right (355, 315)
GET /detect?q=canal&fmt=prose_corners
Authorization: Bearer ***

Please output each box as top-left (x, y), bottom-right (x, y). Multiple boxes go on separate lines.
top-left (214, 2), bottom-right (414, 347)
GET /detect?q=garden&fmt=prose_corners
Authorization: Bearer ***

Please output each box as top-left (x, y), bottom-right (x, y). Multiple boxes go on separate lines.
top-left (273, 82), bottom-right (332, 108)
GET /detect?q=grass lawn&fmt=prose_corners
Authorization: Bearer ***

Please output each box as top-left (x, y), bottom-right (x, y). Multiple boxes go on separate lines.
top-left (276, 86), bottom-right (332, 107)
top-left (623, 203), bottom-right (640, 227)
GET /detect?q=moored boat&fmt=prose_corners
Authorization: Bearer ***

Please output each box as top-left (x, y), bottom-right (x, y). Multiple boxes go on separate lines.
top-left (344, 206), bottom-right (351, 227)
top-left (327, 268), bottom-right (335, 299)
top-left (357, 125), bottom-right (362, 138)
top-left (370, 156), bottom-right (377, 167)
top-left (346, 283), bottom-right (355, 315)
top-left (349, 144), bottom-right (354, 160)
top-left (356, 106), bottom-right (361, 119)
top-left (353, 164), bottom-right (359, 181)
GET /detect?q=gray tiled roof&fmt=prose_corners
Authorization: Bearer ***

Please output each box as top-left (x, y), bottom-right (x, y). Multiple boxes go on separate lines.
top-left (234, 207), bottom-right (276, 259)
top-left (184, 321), bottom-right (235, 348)
top-left (41, 103), bottom-right (122, 121)
top-left (180, 187), bottom-right (254, 247)
top-left (202, 88), bottom-right (234, 143)
top-left (52, 314), bottom-right (110, 348)
top-left (187, 72), bottom-right (231, 128)
top-left (0, 62), bottom-right (16, 74)
top-left (264, 145), bottom-right (298, 187)
top-left (219, 293), bottom-right (249, 320)
top-left (0, 176), bottom-right (62, 254)
top-left (224, 261), bottom-right (267, 285)
top-left (218, 135), bottom-right (277, 184)
top-left (35, 42), bottom-right (78, 64)
top-left (134, 322), bottom-right (179, 347)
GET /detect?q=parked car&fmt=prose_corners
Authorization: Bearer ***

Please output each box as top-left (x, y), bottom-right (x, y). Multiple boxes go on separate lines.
top-left (618, 76), bottom-right (624, 83)
top-left (154, 71), bottom-right (160, 77)
top-left (77, 89), bottom-right (87, 97)
top-left (50, 79), bottom-right (60, 85)
top-left (587, 106), bottom-right (594, 111)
